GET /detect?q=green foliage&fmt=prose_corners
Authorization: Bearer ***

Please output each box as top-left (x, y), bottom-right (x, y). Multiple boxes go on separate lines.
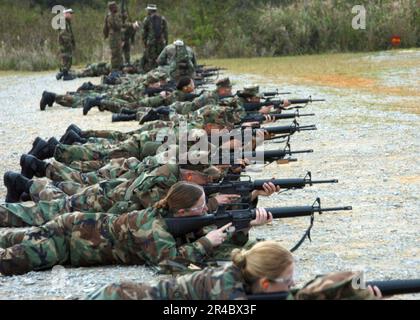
top-left (0, 0), bottom-right (418, 71)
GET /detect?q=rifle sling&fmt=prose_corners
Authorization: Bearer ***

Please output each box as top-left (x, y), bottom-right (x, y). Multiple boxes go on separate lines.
top-left (289, 213), bottom-right (314, 252)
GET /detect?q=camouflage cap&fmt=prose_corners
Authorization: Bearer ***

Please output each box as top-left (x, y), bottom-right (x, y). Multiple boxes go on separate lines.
top-left (239, 85), bottom-right (261, 98)
top-left (108, 1), bottom-right (117, 7)
top-left (216, 77), bottom-right (232, 88)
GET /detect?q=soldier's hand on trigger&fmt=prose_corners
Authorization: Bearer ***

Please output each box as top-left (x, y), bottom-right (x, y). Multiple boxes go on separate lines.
top-left (250, 208), bottom-right (273, 227)
top-left (205, 223), bottom-right (233, 247)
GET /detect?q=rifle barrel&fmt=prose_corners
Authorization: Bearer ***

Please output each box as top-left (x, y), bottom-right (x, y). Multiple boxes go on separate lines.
top-left (311, 179), bottom-right (339, 184)
top-left (367, 279), bottom-right (420, 296)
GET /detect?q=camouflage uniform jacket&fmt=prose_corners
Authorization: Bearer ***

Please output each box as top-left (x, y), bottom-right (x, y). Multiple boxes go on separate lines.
top-left (87, 270), bottom-right (377, 300)
top-left (142, 13), bottom-right (168, 46)
top-left (58, 19), bottom-right (75, 52)
top-left (87, 263), bottom-right (248, 300)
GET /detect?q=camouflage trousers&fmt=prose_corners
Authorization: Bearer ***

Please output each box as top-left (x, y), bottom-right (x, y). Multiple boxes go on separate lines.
top-left (0, 177), bottom-right (138, 227)
top-left (76, 62), bottom-right (111, 78)
top-left (110, 36), bottom-right (123, 70)
top-left (53, 138), bottom-right (159, 165)
top-left (55, 92), bottom-right (102, 109)
top-left (123, 42), bottom-right (131, 65)
top-left (59, 51), bottom-right (73, 73)
top-left (141, 42), bottom-right (166, 72)
top-left (0, 211), bottom-right (145, 276)
top-left (46, 157), bottom-right (141, 194)
top-left (83, 129), bottom-right (133, 142)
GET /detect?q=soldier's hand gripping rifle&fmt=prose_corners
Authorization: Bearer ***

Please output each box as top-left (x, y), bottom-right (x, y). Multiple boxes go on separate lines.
top-left (203, 172), bottom-right (338, 200)
top-left (247, 279), bottom-right (420, 300)
top-left (164, 198), bottom-right (352, 252)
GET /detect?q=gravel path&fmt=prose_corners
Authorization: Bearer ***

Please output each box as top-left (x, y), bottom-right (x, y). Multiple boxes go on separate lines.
top-left (0, 54), bottom-right (418, 299)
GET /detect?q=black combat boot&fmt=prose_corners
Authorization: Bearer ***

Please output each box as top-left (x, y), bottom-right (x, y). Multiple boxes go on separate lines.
top-left (56, 71), bottom-right (64, 80)
top-left (3, 172), bottom-right (33, 203)
top-left (83, 96), bottom-right (104, 116)
top-left (62, 71), bottom-right (76, 81)
top-left (20, 154), bottom-right (48, 179)
top-left (30, 137), bottom-right (59, 160)
top-left (28, 137), bottom-right (43, 155)
top-left (111, 113), bottom-right (137, 122)
top-left (138, 109), bottom-right (160, 124)
top-left (59, 129), bottom-right (87, 145)
top-left (40, 91), bottom-right (56, 111)
top-left (65, 124), bottom-right (84, 137)
top-left (77, 81), bottom-right (95, 92)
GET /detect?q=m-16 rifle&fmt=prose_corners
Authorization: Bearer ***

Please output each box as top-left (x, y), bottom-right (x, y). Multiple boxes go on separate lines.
top-left (241, 111), bottom-right (315, 123)
top-left (243, 120), bottom-right (317, 140)
top-left (215, 146), bottom-right (314, 165)
top-left (243, 96), bottom-right (325, 112)
top-left (164, 198), bottom-right (352, 252)
top-left (203, 172), bottom-right (338, 198)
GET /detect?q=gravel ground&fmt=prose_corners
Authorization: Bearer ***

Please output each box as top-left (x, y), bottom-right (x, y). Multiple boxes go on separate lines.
top-left (0, 52), bottom-right (419, 300)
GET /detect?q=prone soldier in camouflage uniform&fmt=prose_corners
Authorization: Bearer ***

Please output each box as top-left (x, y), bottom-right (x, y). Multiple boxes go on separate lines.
top-left (87, 241), bottom-right (382, 300)
top-left (75, 62), bottom-right (111, 78)
top-left (0, 182), bottom-right (272, 276)
top-left (0, 160), bottom-right (223, 227)
top-left (56, 8), bottom-right (76, 81)
top-left (140, 4), bottom-right (168, 72)
top-left (39, 70), bottom-right (162, 112)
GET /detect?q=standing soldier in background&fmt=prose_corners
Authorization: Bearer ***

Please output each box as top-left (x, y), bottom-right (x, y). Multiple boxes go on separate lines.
top-left (56, 8), bottom-right (76, 81)
top-left (103, 1), bottom-right (124, 71)
top-left (121, 0), bottom-right (140, 65)
top-left (140, 4), bottom-right (168, 72)
top-left (104, 2), bottom-right (140, 71)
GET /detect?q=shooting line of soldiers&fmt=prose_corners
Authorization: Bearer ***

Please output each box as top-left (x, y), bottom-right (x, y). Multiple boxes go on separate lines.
top-left (0, 1), bottom-right (419, 301)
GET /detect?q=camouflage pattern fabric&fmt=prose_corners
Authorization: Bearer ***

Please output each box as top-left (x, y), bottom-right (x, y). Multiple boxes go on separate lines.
top-left (0, 207), bottom-right (214, 276)
top-left (0, 162), bottom-right (181, 227)
top-left (86, 269), bottom-right (379, 300)
top-left (291, 271), bottom-right (377, 300)
top-left (58, 19), bottom-right (75, 73)
top-left (141, 14), bottom-right (168, 72)
top-left (87, 264), bottom-right (248, 300)
top-left (104, 12), bottom-right (123, 70)
top-left (157, 44), bottom-right (197, 81)
top-left (76, 62), bottom-right (111, 78)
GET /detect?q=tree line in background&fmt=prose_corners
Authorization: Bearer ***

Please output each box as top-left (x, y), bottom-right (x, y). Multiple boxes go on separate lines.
top-left (0, 0), bottom-right (419, 71)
